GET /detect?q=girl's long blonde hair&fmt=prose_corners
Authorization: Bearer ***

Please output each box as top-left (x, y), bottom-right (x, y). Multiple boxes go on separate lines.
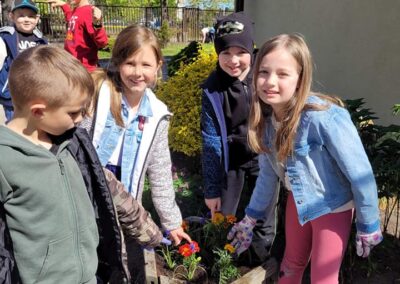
top-left (90, 24), bottom-right (163, 127)
top-left (248, 34), bottom-right (343, 161)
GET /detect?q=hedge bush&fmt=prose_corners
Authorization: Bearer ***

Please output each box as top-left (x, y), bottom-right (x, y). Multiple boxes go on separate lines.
top-left (157, 47), bottom-right (217, 156)
top-left (167, 41), bottom-right (202, 77)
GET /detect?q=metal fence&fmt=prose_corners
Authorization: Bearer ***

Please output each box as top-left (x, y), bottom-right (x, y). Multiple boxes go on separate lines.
top-left (34, 3), bottom-right (231, 43)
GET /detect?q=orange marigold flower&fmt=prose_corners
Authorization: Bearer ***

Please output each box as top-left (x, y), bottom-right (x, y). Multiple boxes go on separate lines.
top-left (226, 215), bottom-right (237, 224)
top-left (182, 220), bottom-right (189, 231)
top-left (224, 243), bottom-right (235, 254)
top-left (212, 212), bottom-right (225, 225)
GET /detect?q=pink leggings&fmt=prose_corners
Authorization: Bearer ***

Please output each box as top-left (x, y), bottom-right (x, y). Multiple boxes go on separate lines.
top-left (279, 193), bottom-right (353, 284)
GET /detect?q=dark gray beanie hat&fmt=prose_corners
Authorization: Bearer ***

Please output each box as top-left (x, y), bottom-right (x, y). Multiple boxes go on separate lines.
top-left (214, 11), bottom-right (254, 55)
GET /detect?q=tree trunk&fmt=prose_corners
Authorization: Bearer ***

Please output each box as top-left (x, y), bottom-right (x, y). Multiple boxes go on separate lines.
top-left (160, 0), bottom-right (168, 24)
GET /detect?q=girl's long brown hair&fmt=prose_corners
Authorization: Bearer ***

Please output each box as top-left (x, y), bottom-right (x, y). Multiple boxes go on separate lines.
top-left (248, 34), bottom-right (343, 161)
top-left (90, 24), bottom-right (163, 127)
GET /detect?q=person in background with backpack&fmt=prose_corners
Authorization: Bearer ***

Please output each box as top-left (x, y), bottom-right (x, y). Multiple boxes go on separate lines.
top-left (0, 0), bottom-right (47, 122)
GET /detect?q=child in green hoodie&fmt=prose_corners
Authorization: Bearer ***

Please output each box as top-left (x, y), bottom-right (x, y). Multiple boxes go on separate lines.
top-left (0, 45), bottom-right (164, 283)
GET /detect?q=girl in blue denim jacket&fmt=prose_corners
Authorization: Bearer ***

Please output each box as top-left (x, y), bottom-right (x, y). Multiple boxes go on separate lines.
top-left (84, 25), bottom-right (191, 282)
top-left (227, 34), bottom-right (382, 283)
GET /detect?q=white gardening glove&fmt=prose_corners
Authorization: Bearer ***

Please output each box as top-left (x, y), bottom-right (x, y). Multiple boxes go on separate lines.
top-left (355, 229), bottom-right (383, 258)
top-left (227, 215), bottom-right (257, 255)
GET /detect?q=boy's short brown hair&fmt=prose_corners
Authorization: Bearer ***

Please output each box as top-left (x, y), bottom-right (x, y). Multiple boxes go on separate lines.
top-left (9, 45), bottom-right (94, 111)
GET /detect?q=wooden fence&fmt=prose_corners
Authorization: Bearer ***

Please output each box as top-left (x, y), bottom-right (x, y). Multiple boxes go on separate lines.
top-left (33, 3), bottom-right (231, 43)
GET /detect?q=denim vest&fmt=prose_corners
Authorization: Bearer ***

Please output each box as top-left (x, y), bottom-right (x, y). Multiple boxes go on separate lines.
top-left (96, 94), bottom-right (152, 192)
top-left (246, 95), bottom-right (380, 234)
top-left (93, 83), bottom-right (170, 198)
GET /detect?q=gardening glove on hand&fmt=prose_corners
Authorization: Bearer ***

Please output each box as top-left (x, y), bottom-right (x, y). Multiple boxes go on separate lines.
top-left (227, 215), bottom-right (257, 255)
top-left (143, 237), bottom-right (171, 252)
top-left (355, 229), bottom-right (383, 258)
top-left (161, 237), bottom-right (172, 246)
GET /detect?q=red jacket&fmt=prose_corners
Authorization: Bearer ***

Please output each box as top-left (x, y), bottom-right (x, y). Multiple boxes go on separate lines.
top-left (61, 4), bottom-right (108, 72)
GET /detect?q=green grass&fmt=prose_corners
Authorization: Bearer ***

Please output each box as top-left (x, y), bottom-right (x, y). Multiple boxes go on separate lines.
top-left (162, 43), bottom-right (189, 57)
top-left (163, 42), bottom-right (215, 57)
top-left (98, 42), bottom-right (215, 59)
top-left (98, 49), bottom-right (111, 59)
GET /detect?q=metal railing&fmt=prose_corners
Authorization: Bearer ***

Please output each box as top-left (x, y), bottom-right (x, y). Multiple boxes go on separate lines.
top-left (34, 3), bottom-right (231, 43)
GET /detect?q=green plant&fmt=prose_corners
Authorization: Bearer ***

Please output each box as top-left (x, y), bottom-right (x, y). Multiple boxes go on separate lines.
top-left (203, 212), bottom-right (237, 250)
top-left (183, 212), bottom-right (237, 271)
top-left (159, 243), bottom-right (177, 270)
top-left (342, 98), bottom-right (400, 281)
top-left (174, 241), bottom-right (206, 281)
top-left (346, 99), bottom-right (400, 227)
top-left (212, 248), bottom-right (241, 284)
top-left (156, 21), bottom-right (172, 48)
top-left (157, 46), bottom-right (217, 156)
top-left (167, 41), bottom-right (202, 77)
top-left (393, 103), bottom-right (400, 116)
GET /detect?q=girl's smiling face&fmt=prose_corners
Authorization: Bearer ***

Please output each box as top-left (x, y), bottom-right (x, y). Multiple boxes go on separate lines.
top-left (256, 47), bottom-right (301, 120)
top-left (118, 44), bottom-right (160, 98)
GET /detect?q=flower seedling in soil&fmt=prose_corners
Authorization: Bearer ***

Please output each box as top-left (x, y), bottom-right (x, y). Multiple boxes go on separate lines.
top-left (174, 241), bottom-right (207, 282)
top-left (212, 247), bottom-right (241, 284)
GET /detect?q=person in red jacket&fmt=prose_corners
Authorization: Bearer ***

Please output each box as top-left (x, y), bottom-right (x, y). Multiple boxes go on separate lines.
top-left (47, 0), bottom-right (108, 72)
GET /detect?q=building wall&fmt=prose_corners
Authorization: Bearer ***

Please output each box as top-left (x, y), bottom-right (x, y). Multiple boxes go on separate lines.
top-left (244, 0), bottom-right (400, 125)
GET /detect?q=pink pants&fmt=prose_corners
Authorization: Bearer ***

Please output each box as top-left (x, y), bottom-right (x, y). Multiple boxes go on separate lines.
top-left (279, 193), bottom-right (353, 284)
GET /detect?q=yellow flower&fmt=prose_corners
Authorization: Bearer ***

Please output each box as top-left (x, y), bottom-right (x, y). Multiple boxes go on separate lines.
top-left (224, 244), bottom-right (235, 254)
top-left (225, 215), bottom-right (237, 224)
top-left (212, 212), bottom-right (225, 225)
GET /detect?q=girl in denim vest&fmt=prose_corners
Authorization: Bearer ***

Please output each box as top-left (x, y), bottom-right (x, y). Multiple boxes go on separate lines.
top-left (84, 25), bottom-right (191, 282)
top-left (227, 34), bottom-right (382, 283)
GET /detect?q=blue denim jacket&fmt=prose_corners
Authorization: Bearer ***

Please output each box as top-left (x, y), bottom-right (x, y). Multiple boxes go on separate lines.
top-left (246, 96), bottom-right (380, 233)
top-left (96, 94), bottom-right (152, 192)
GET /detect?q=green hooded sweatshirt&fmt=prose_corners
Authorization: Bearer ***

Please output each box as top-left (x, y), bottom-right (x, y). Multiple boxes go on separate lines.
top-left (0, 126), bottom-right (98, 284)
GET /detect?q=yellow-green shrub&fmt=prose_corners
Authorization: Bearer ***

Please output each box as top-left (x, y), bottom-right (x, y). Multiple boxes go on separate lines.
top-left (157, 47), bottom-right (217, 156)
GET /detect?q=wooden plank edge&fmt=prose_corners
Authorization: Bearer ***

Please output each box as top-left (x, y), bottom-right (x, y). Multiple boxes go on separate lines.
top-left (144, 249), bottom-right (158, 284)
top-left (231, 257), bottom-right (279, 284)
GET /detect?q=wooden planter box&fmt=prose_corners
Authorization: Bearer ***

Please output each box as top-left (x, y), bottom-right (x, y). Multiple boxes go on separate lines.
top-left (144, 250), bottom-right (279, 284)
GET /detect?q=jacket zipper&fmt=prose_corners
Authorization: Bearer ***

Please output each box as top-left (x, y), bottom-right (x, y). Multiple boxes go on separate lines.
top-left (58, 158), bottom-right (84, 281)
top-left (243, 84), bottom-right (251, 111)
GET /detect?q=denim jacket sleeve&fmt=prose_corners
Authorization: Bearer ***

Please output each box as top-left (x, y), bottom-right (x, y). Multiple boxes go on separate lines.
top-left (201, 91), bottom-right (224, 199)
top-left (245, 154), bottom-right (279, 219)
top-left (321, 107), bottom-right (380, 233)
